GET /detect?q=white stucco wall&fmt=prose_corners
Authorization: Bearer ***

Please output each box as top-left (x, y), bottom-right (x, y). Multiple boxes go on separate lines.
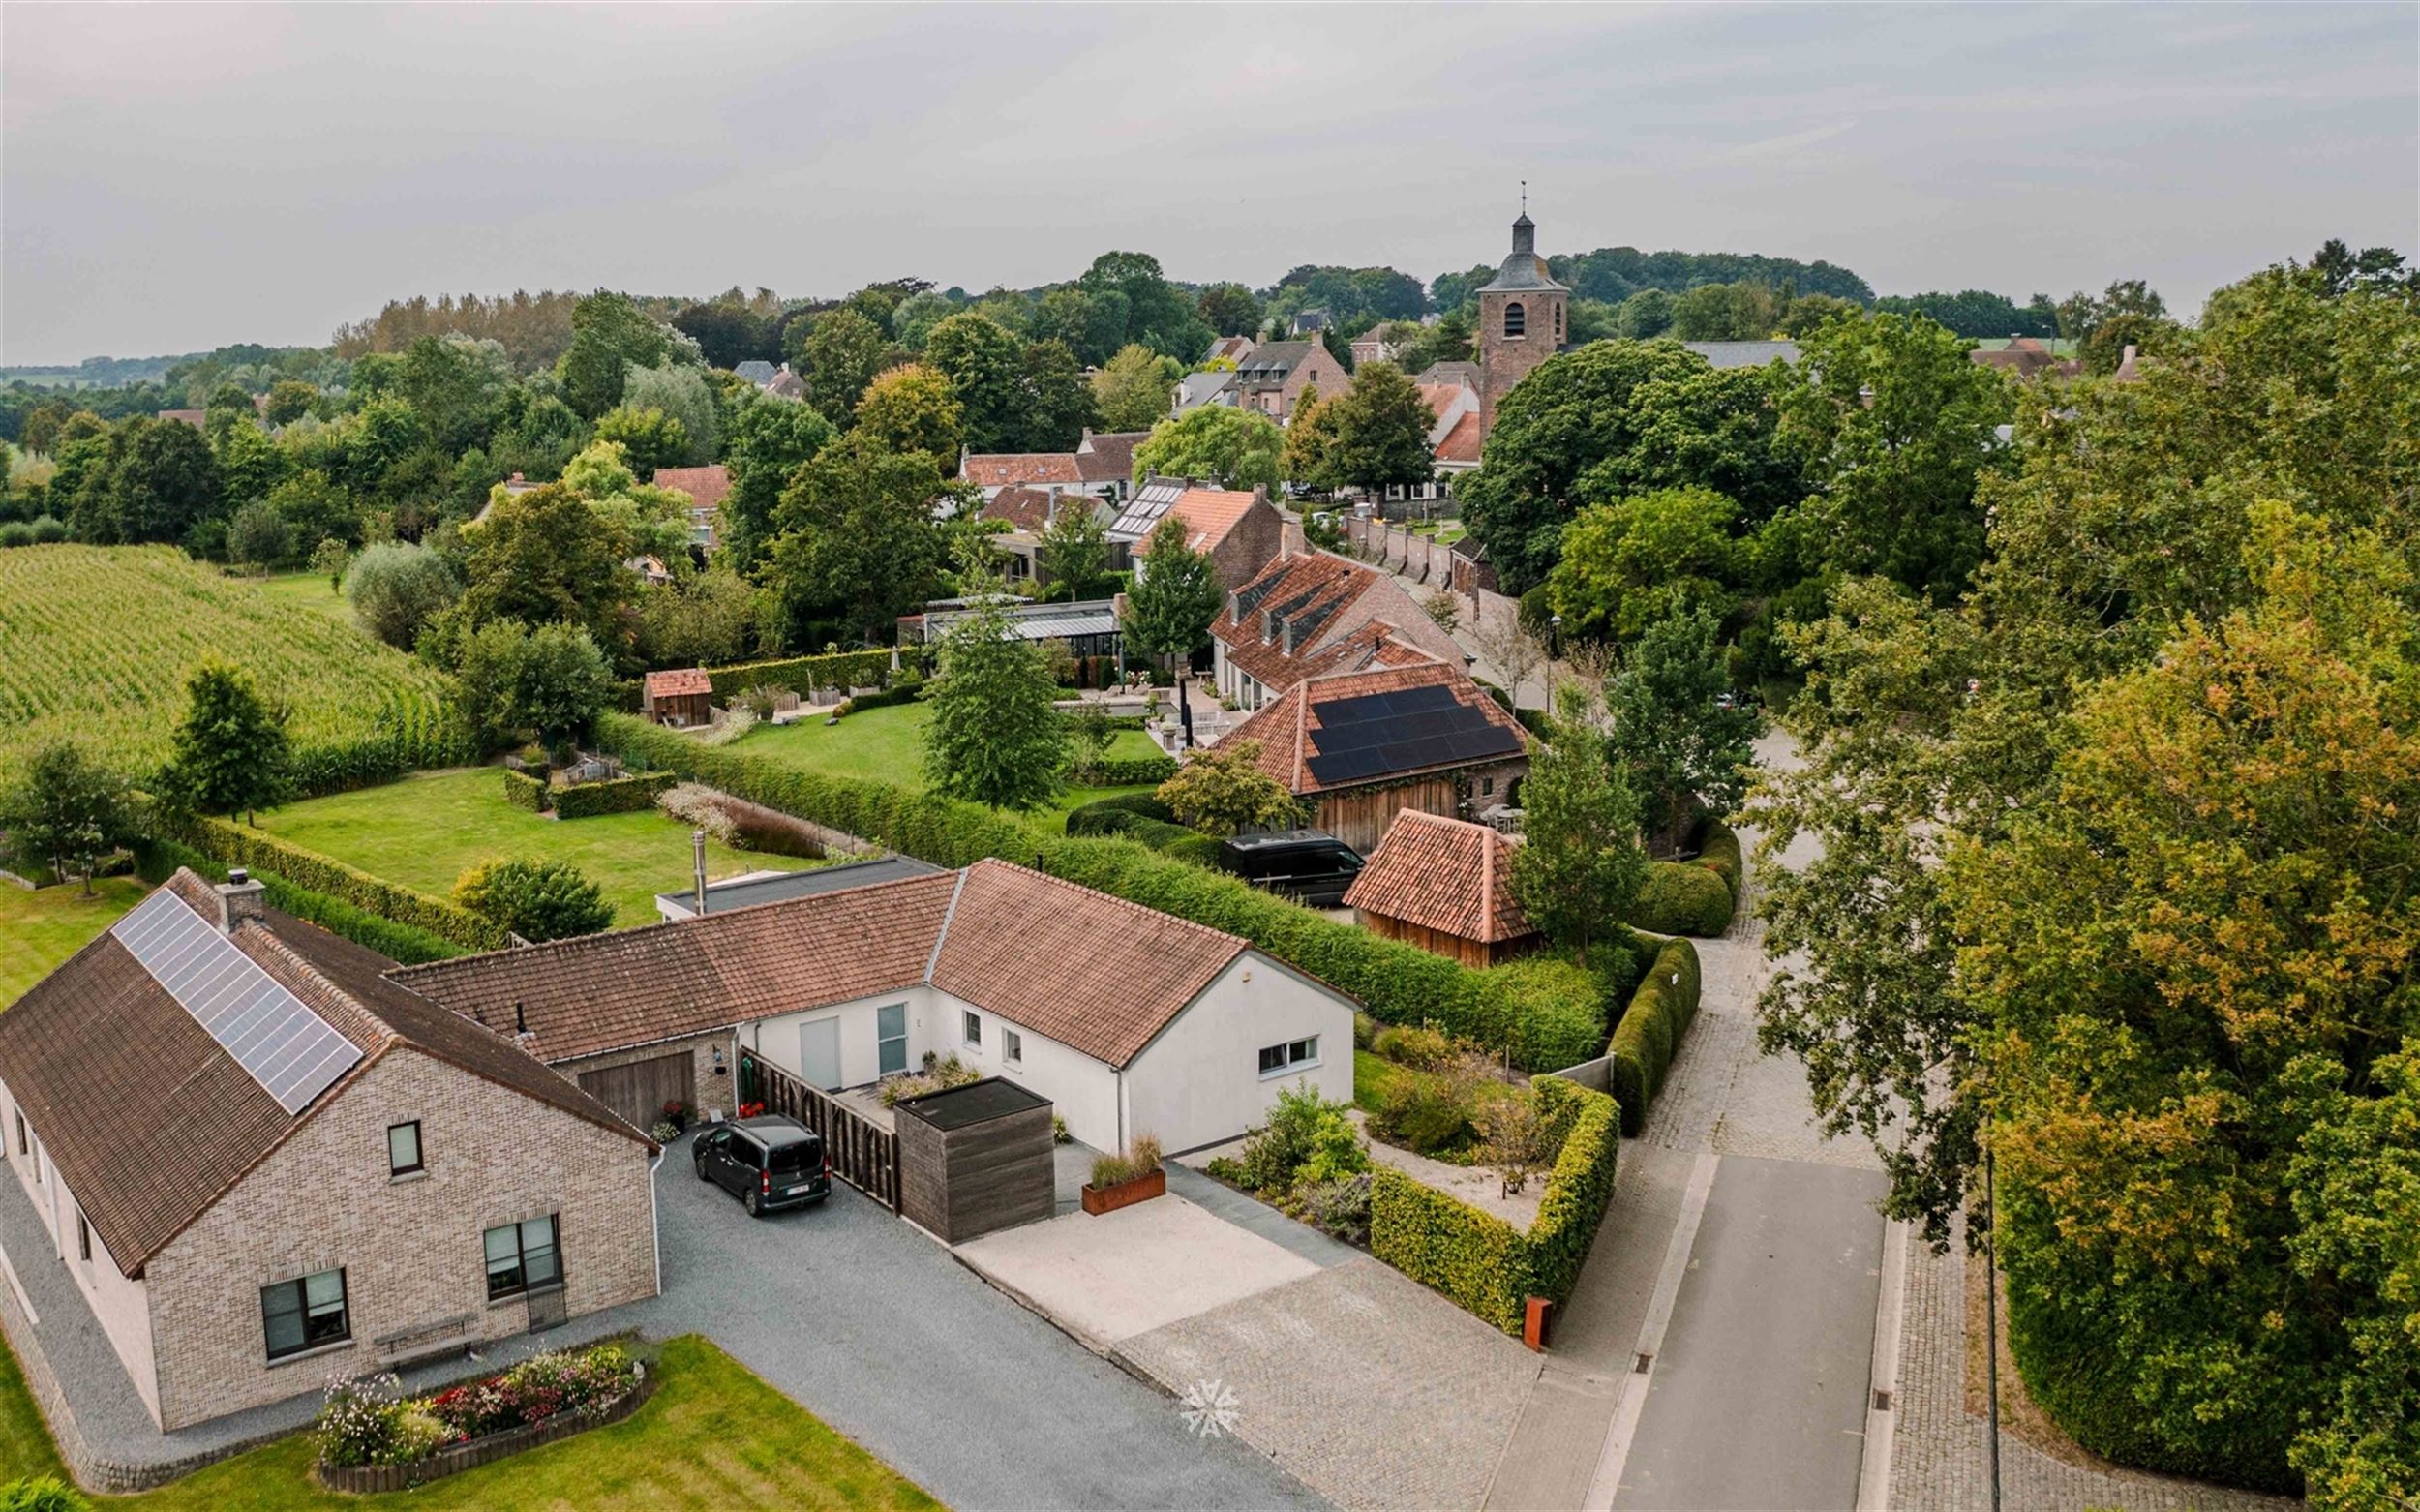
top-left (1120, 952), bottom-right (1356, 1155)
top-left (744, 986), bottom-right (940, 1091)
top-left (937, 996), bottom-right (1123, 1152)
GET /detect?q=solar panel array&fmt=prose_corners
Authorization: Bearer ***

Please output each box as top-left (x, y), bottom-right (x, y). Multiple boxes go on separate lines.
top-left (1303, 683), bottom-right (1524, 787)
top-left (110, 889), bottom-right (362, 1114)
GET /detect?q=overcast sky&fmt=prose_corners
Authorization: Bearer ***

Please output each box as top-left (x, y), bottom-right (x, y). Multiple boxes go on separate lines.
top-left (4, 3), bottom-right (2413, 365)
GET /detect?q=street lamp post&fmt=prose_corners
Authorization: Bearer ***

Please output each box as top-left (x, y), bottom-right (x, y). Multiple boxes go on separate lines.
top-left (1547, 613), bottom-right (1562, 710)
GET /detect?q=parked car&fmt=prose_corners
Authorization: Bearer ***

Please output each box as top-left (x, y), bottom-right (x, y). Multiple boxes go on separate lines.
top-left (694, 1116), bottom-right (830, 1216)
top-left (1222, 829), bottom-right (1366, 907)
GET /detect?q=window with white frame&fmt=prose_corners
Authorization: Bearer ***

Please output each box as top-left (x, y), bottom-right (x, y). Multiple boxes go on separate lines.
top-left (1003, 1028), bottom-right (1023, 1065)
top-left (484, 1215), bottom-right (560, 1300)
top-left (962, 1010), bottom-right (982, 1048)
top-left (261, 1268), bottom-right (348, 1360)
top-left (1257, 1036), bottom-right (1320, 1076)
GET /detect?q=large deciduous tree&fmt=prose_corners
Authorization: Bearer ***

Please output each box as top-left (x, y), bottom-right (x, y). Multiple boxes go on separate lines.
top-left (456, 482), bottom-right (634, 655)
top-left (1015, 339), bottom-right (1096, 452)
top-left (345, 540), bottom-right (461, 650)
top-left (1196, 283), bottom-right (1263, 339)
top-left (162, 662), bottom-right (291, 824)
top-left (852, 363), bottom-right (962, 461)
top-left (557, 291), bottom-right (691, 419)
top-left (1547, 486), bottom-right (1739, 644)
top-left (1157, 741), bottom-right (1299, 835)
top-left (1090, 344), bottom-right (1179, 433)
top-left (1321, 362), bottom-right (1435, 493)
top-left (1505, 684), bottom-right (1645, 966)
top-left (923, 312), bottom-right (1026, 454)
top-left (801, 307), bottom-right (893, 429)
top-left (453, 619), bottom-right (616, 752)
top-left (718, 396), bottom-right (836, 571)
top-left (1601, 604), bottom-right (1758, 852)
top-left (1121, 515), bottom-right (1223, 665)
top-left (1129, 406), bottom-right (1284, 492)
top-left (765, 434), bottom-right (947, 647)
top-left (0, 741), bottom-right (135, 893)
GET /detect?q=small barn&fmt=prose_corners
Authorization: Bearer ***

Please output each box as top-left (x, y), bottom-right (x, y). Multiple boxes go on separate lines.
top-left (642, 668), bottom-right (713, 728)
top-left (1343, 809), bottom-right (1539, 967)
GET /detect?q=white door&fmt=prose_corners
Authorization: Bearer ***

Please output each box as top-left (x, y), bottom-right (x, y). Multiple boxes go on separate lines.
top-left (799, 1018), bottom-right (842, 1091)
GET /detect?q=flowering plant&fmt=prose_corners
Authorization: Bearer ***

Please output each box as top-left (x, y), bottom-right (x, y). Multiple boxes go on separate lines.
top-left (317, 1345), bottom-right (643, 1467)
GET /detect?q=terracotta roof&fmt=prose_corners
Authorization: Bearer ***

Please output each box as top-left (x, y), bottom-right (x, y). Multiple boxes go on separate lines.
top-left (652, 465), bottom-right (731, 512)
top-left (1343, 811), bottom-right (1533, 944)
top-left (1435, 410), bottom-right (1484, 465)
top-left (962, 453), bottom-right (1082, 489)
top-left (1073, 430), bottom-right (1149, 485)
top-left (391, 860), bottom-right (1262, 1071)
top-left (1225, 659), bottom-right (1528, 796)
top-left (983, 484), bottom-right (1056, 533)
top-left (1212, 553), bottom-right (1465, 695)
top-left (0, 874), bottom-right (643, 1275)
top-left (645, 668), bottom-right (712, 698)
top-left (1132, 488), bottom-right (1258, 556)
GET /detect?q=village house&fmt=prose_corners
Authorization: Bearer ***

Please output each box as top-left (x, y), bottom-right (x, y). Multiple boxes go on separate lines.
top-left (1347, 326), bottom-right (1401, 366)
top-left (1204, 335), bottom-right (1256, 365)
top-left (958, 450), bottom-right (1086, 500)
top-left (1230, 340), bottom-right (1352, 424)
top-left (1343, 810), bottom-right (1539, 967)
top-left (1172, 368), bottom-right (1237, 416)
top-left (393, 861), bottom-right (1358, 1156)
top-left (1071, 429), bottom-right (1149, 502)
top-left (1208, 551), bottom-right (1467, 711)
top-left (1113, 482), bottom-right (1285, 591)
top-left (652, 464), bottom-right (732, 551)
top-left (0, 871), bottom-right (657, 1432)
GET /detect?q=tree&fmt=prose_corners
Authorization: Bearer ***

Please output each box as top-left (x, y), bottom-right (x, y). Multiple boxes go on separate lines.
top-left (620, 362), bottom-right (720, 463)
top-left (591, 406), bottom-right (690, 480)
top-left (1505, 684), bottom-right (1646, 964)
top-left (212, 416), bottom-right (287, 509)
top-left (852, 363), bottom-right (961, 461)
top-left (162, 661), bottom-right (290, 823)
top-left (0, 742), bottom-right (133, 893)
top-left (309, 536), bottom-right (352, 591)
top-left (454, 858), bottom-right (613, 941)
top-left (1602, 605), bottom-right (1757, 851)
top-left (1038, 501), bottom-right (1109, 598)
top-left (345, 540), bottom-right (460, 649)
top-left (1091, 344), bottom-right (1178, 433)
top-left (1156, 741), bottom-right (1299, 835)
top-left (557, 291), bottom-right (689, 418)
top-left (68, 417), bottom-right (220, 547)
top-left (397, 335), bottom-right (511, 453)
top-left (1130, 406), bottom-right (1284, 492)
top-left (1322, 362), bottom-right (1435, 492)
top-left (2054, 276), bottom-right (2166, 345)
top-left (765, 434), bottom-right (948, 646)
top-left (1077, 251), bottom-right (1209, 360)
top-left (266, 469), bottom-right (358, 549)
top-left (922, 568), bottom-right (1066, 810)
top-left (718, 396), bottom-right (835, 571)
top-left (1547, 486), bottom-right (1738, 643)
top-left (1016, 339), bottom-right (1096, 451)
top-left (2080, 309), bottom-right (2177, 376)
top-left (457, 483), bottom-right (633, 654)
top-left (1122, 515), bottom-right (1222, 663)
top-left (225, 499), bottom-right (295, 571)
top-left (923, 313), bottom-right (1025, 454)
top-left (1030, 287), bottom-right (1122, 367)
top-left (1281, 384), bottom-right (1341, 493)
top-left (671, 298), bottom-right (776, 369)
top-left (454, 619), bottom-right (615, 751)
top-left (1197, 283), bottom-right (1263, 338)
top-left (802, 308), bottom-right (892, 428)
top-left (1616, 288), bottom-right (1674, 339)
top-left (2299, 236), bottom-right (2420, 301)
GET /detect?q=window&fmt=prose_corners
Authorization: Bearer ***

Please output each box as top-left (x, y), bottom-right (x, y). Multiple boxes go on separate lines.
top-left (484, 1215), bottom-right (560, 1301)
top-left (387, 1121), bottom-right (423, 1177)
top-left (1482, 777), bottom-right (1495, 797)
top-left (1555, 302), bottom-right (1564, 339)
top-left (76, 1211), bottom-right (90, 1263)
top-left (1257, 1036), bottom-right (1321, 1077)
top-left (13, 1113), bottom-right (22, 1156)
top-left (877, 1004), bottom-right (908, 1077)
top-left (1503, 301), bottom-right (1527, 338)
top-left (962, 1011), bottom-right (983, 1048)
top-left (1004, 1029), bottom-right (1023, 1066)
top-left (261, 1268), bottom-right (348, 1360)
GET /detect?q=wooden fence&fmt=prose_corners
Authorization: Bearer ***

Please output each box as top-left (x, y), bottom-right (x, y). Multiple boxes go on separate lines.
top-left (739, 1051), bottom-right (902, 1212)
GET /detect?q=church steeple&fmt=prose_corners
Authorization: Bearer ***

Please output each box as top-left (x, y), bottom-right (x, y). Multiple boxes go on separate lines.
top-left (1511, 210), bottom-right (1535, 257)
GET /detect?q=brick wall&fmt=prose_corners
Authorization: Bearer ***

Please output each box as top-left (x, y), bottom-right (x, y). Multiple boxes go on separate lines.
top-left (1211, 499), bottom-right (1286, 591)
top-left (1283, 346), bottom-right (1352, 420)
top-left (142, 1048), bottom-right (656, 1432)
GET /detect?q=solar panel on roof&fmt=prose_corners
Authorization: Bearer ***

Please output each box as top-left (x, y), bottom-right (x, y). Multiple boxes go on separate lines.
top-left (110, 889), bottom-right (361, 1115)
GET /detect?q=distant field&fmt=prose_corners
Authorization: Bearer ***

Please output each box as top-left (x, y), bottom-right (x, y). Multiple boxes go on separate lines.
top-left (257, 767), bottom-right (823, 926)
top-left (0, 544), bottom-right (465, 775)
top-left (251, 568), bottom-right (356, 620)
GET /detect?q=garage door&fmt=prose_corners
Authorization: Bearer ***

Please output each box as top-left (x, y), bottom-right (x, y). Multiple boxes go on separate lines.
top-left (578, 1051), bottom-right (697, 1134)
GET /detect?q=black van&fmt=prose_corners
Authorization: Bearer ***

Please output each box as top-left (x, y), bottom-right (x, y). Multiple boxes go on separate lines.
top-left (693, 1116), bottom-right (830, 1216)
top-left (1222, 829), bottom-right (1366, 907)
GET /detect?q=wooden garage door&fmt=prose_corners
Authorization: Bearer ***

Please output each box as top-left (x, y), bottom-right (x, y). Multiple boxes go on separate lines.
top-left (578, 1051), bottom-right (696, 1134)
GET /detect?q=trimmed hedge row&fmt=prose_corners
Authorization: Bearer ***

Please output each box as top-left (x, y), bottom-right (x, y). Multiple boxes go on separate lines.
top-left (154, 810), bottom-right (512, 953)
top-left (553, 771), bottom-right (674, 819)
top-left (135, 837), bottom-right (465, 965)
top-left (1371, 1076), bottom-right (1621, 1333)
top-left (836, 680), bottom-right (923, 715)
top-left (599, 713), bottom-right (1608, 1070)
top-left (501, 768), bottom-right (549, 812)
top-left (285, 721), bottom-right (477, 802)
top-left (1629, 861), bottom-right (1735, 937)
top-left (1078, 755), bottom-right (1179, 786)
top-left (1692, 817), bottom-right (1742, 899)
top-left (1606, 936), bottom-right (1703, 1136)
top-left (1064, 805), bottom-right (1224, 867)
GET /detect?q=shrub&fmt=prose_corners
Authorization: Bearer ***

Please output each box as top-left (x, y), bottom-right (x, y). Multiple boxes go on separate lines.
top-left (1689, 815), bottom-right (1743, 900)
top-left (1370, 1060), bottom-right (1485, 1157)
top-left (1370, 1024), bottom-right (1456, 1071)
top-left (135, 835), bottom-right (464, 965)
top-left (877, 1053), bottom-right (980, 1106)
top-left (553, 770), bottom-right (673, 819)
top-left (835, 679), bottom-right (923, 716)
top-left (0, 523), bottom-right (31, 549)
top-left (28, 516), bottom-right (67, 545)
top-left (1296, 1173), bottom-right (1373, 1244)
top-left (1081, 755), bottom-right (1180, 786)
top-left (500, 767), bottom-right (549, 812)
top-left (344, 541), bottom-right (460, 650)
top-left (453, 858), bottom-right (614, 941)
top-left (315, 1372), bottom-right (409, 1467)
top-left (153, 810), bottom-right (507, 951)
top-left (1628, 860), bottom-right (1734, 936)
top-left (656, 781), bottom-right (740, 845)
top-left (699, 706), bottom-right (758, 746)
top-left (1230, 1084), bottom-right (1356, 1195)
top-left (0, 1477), bottom-right (82, 1512)
top-left (1605, 937), bottom-right (1703, 1136)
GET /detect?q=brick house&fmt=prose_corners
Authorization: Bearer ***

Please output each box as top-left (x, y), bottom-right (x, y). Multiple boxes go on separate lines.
top-left (1208, 552), bottom-right (1467, 711)
top-left (1231, 341), bottom-right (1352, 424)
top-left (651, 465), bottom-right (731, 551)
top-left (0, 870), bottom-right (657, 1432)
top-left (1343, 810), bottom-right (1539, 967)
top-left (1124, 485), bottom-right (1286, 592)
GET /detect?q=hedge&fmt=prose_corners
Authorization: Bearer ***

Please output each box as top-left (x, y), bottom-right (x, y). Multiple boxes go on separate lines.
top-left (500, 768), bottom-right (549, 812)
top-left (615, 648), bottom-right (929, 711)
top-left (285, 719), bottom-right (477, 801)
top-left (1371, 1076), bottom-right (1621, 1333)
top-left (835, 680), bottom-right (923, 715)
top-left (1606, 937), bottom-right (1703, 1136)
top-left (553, 771), bottom-right (674, 819)
top-left (154, 810), bottom-right (512, 953)
top-left (1069, 792), bottom-right (1176, 825)
top-left (135, 836), bottom-right (465, 965)
top-left (1629, 861), bottom-right (1735, 937)
top-left (1064, 806), bottom-right (1224, 867)
top-left (598, 713), bottom-right (1606, 1070)
top-left (1077, 755), bottom-right (1179, 786)
top-left (1690, 816), bottom-right (1743, 901)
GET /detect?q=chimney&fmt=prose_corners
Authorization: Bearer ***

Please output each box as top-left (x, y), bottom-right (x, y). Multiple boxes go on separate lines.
top-left (1226, 589), bottom-right (1242, 622)
top-left (692, 830), bottom-right (710, 917)
top-left (216, 868), bottom-right (266, 933)
top-left (1251, 484), bottom-right (1269, 507)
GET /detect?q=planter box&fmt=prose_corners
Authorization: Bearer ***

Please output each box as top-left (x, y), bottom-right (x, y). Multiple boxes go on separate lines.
top-left (1080, 1165), bottom-right (1165, 1216)
top-left (317, 1371), bottom-right (653, 1494)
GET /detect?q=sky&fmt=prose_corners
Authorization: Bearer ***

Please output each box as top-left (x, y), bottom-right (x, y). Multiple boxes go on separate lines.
top-left (3, 3), bottom-right (2414, 366)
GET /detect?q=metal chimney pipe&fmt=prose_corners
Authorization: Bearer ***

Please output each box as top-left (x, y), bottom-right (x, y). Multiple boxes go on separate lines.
top-left (693, 830), bottom-right (710, 917)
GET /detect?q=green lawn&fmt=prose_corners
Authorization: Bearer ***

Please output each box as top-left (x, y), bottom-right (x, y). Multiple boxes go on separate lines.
top-left (0, 1334), bottom-right (938, 1509)
top-left (1355, 1047), bottom-right (1410, 1112)
top-left (0, 878), bottom-right (147, 1008)
top-left (737, 703), bottom-right (1165, 824)
top-left (255, 769), bottom-right (823, 927)
top-left (248, 570), bottom-right (354, 622)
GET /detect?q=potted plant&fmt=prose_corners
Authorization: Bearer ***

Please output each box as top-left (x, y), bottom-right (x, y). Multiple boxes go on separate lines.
top-left (1080, 1134), bottom-right (1165, 1215)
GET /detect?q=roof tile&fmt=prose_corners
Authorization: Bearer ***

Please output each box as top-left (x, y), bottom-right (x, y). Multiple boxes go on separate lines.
top-left (1343, 811), bottom-right (1533, 943)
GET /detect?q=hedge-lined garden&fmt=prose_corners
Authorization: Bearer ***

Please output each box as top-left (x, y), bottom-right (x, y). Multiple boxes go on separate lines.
top-left (1605, 936), bottom-right (1703, 1136)
top-left (152, 808), bottom-right (512, 952)
top-left (601, 713), bottom-right (1618, 1070)
top-left (1064, 793), bottom-right (1223, 866)
top-left (553, 771), bottom-right (675, 819)
top-left (614, 647), bottom-right (915, 711)
top-left (135, 834), bottom-right (466, 965)
top-left (1370, 1076), bottom-right (1621, 1332)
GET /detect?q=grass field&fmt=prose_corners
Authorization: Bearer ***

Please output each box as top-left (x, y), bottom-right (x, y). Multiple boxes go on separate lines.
top-left (0, 877), bottom-right (147, 1007)
top-left (0, 1334), bottom-right (939, 1509)
top-left (0, 545), bottom-right (464, 775)
top-left (256, 768), bottom-right (822, 926)
top-left (250, 569), bottom-right (355, 621)
top-left (740, 703), bottom-right (1163, 822)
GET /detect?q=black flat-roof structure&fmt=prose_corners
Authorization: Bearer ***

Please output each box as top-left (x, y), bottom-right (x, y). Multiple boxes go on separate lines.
top-left (655, 855), bottom-right (944, 921)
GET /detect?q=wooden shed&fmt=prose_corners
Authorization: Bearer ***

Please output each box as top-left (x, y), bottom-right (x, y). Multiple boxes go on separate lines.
top-left (1343, 809), bottom-right (1539, 968)
top-left (892, 1077), bottom-right (1056, 1244)
top-left (642, 667), bottom-right (713, 728)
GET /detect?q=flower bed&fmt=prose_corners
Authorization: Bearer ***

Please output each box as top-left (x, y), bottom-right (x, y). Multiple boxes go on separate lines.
top-left (315, 1342), bottom-right (647, 1492)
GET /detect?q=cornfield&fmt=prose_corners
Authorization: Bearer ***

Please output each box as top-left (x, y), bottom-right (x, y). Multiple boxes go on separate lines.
top-left (0, 545), bottom-right (470, 782)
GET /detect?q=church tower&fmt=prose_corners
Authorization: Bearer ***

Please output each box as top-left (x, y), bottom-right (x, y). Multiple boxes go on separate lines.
top-left (1475, 203), bottom-right (1569, 438)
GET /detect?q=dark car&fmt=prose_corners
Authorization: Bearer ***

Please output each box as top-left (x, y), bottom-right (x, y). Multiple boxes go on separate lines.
top-left (693, 1116), bottom-right (830, 1216)
top-left (1222, 829), bottom-right (1366, 907)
